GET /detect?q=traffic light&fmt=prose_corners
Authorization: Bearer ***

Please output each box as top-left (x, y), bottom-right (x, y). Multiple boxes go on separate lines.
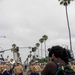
top-left (16, 47), bottom-right (19, 51)
top-left (32, 47), bottom-right (35, 52)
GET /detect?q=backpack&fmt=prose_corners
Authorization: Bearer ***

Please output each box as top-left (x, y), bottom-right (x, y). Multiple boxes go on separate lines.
top-left (54, 61), bottom-right (75, 75)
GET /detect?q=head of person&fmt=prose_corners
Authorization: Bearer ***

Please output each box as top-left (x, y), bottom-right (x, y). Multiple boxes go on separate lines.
top-left (17, 62), bottom-right (21, 66)
top-left (48, 45), bottom-right (71, 64)
top-left (1, 61), bottom-right (6, 65)
top-left (35, 61), bottom-right (38, 64)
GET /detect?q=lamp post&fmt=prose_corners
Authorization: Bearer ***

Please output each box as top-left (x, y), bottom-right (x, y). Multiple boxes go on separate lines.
top-left (0, 36), bottom-right (6, 38)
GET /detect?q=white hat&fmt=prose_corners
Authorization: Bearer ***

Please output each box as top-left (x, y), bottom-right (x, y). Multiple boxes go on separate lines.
top-left (17, 61), bottom-right (21, 64)
top-left (10, 60), bottom-right (15, 64)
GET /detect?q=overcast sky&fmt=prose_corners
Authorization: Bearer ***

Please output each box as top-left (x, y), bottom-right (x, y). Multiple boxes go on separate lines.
top-left (0, 0), bottom-right (75, 63)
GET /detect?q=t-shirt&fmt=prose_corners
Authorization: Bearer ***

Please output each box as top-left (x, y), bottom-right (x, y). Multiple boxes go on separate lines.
top-left (41, 61), bottom-right (57, 75)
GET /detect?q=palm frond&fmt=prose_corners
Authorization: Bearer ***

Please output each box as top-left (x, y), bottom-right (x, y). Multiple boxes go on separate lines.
top-left (59, 0), bottom-right (73, 6)
top-left (60, 1), bottom-right (63, 4)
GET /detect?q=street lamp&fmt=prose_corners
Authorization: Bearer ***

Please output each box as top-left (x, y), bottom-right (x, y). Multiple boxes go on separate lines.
top-left (0, 36), bottom-right (6, 38)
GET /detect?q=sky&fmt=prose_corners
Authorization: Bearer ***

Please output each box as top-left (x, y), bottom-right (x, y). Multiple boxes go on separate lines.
top-left (0, 0), bottom-right (75, 63)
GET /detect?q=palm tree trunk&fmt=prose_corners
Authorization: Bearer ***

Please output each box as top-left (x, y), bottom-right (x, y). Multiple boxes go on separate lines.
top-left (38, 47), bottom-right (39, 58)
top-left (41, 43), bottom-right (42, 59)
top-left (65, 5), bottom-right (72, 52)
top-left (33, 52), bottom-right (35, 61)
top-left (34, 51), bottom-right (35, 56)
top-left (30, 57), bottom-right (31, 61)
top-left (44, 41), bottom-right (46, 58)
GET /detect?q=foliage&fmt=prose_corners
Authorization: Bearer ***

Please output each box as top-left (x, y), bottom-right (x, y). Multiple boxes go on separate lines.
top-left (42, 35), bottom-right (48, 41)
top-left (39, 38), bottom-right (44, 43)
top-left (36, 43), bottom-right (40, 47)
top-left (32, 47), bottom-right (37, 52)
top-left (58, 0), bottom-right (73, 6)
top-left (36, 57), bottom-right (49, 63)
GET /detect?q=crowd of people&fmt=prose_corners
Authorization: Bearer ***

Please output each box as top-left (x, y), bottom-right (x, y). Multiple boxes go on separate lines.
top-left (27, 45), bottom-right (75, 75)
top-left (0, 59), bottom-right (23, 75)
top-left (29, 61), bottom-right (43, 75)
top-left (0, 45), bottom-right (75, 75)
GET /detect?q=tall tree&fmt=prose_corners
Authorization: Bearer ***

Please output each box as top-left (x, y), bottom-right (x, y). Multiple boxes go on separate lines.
top-left (42, 35), bottom-right (48, 58)
top-left (28, 55), bottom-right (30, 62)
top-left (11, 44), bottom-right (17, 61)
top-left (30, 51), bottom-right (32, 54)
top-left (58, 0), bottom-right (73, 52)
top-left (29, 53), bottom-right (32, 63)
top-left (17, 52), bottom-right (20, 57)
top-left (26, 58), bottom-right (28, 65)
top-left (35, 43), bottom-right (40, 58)
top-left (39, 38), bottom-right (44, 59)
top-left (11, 44), bottom-right (21, 62)
top-left (11, 44), bottom-right (16, 52)
top-left (32, 47), bottom-right (37, 60)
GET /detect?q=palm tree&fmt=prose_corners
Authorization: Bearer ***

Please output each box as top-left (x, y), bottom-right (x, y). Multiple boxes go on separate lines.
top-left (33, 55), bottom-right (35, 61)
top-left (42, 35), bottom-right (48, 58)
top-left (39, 38), bottom-right (44, 58)
top-left (58, 0), bottom-right (73, 52)
top-left (35, 43), bottom-right (40, 58)
top-left (32, 47), bottom-right (37, 56)
top-left (11, 44), bottom-right (17, 61)
top-left (34, 47), bottom-right (37, 59)
top-left (30, 51), bottom-right (32, 54)
top-left (26, 58), bottom-right (28, 65)
top-left (29, 54), bottom-right (32, 63)
top-left (28, 55), bottom-right (30, 62)
top-left (17, 52), bottom-right (20, 57)
top-left (11, 44), bottom-right (16, 52)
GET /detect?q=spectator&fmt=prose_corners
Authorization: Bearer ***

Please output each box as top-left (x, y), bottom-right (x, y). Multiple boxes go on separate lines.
top-left (41, 45), bottom-right (75, 75)
top-left (13, 62), bottom-right (23, 75)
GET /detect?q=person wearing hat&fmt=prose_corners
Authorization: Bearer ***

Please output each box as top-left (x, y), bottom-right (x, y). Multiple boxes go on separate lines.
top-left (29, 61), bottom-right (42, 75)
top-left (13, 62), bottom-right (23, 75)
top-left (0, 63), bottom-right (3, 75)
top-left (1, 61), bottom-right (10, 75)
top-left (29, 62), bottom-right (34, 75)
top-left (33, 61), bottom-right (41, 72)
